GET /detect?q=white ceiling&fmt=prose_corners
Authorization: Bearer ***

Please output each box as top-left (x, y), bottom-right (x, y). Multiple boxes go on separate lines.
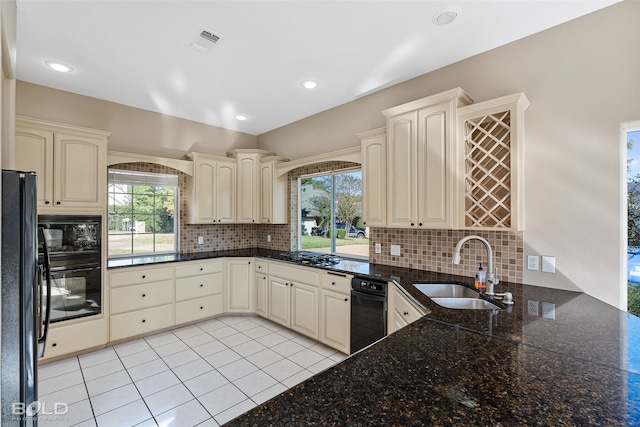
top-left (15, 1), bottom-right (619, 136)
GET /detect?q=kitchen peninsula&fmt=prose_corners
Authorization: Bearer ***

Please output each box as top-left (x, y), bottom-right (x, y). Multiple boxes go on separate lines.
top-left (109, 250), bottom-right (640, 425)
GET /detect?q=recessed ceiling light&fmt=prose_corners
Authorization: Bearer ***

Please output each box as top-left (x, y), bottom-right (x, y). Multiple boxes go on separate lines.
top-left (45, 61), bottom-right (73, 73)
top-left (235, 115), bottom-right (247, 121)
top-left (301, 80), bottom-right (318, 89)
top-left (433, 7), bottom-right (462, 26)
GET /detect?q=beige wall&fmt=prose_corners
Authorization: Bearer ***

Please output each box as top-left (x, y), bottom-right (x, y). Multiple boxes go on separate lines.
top-left (16, 82), bottom-right (258, 159)
top-left (258, 1), bottom-right (640, 309)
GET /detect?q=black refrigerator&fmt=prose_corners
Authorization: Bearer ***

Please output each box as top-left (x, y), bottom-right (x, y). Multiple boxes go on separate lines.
top-left (1, 170), bottom-right (51, 426)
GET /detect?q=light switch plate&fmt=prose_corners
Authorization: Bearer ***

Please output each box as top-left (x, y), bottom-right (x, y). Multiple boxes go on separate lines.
top-left (542, 256), bottom-right (556, 273)
top-left (527, 255), bottom-right (539, 271)
top-left (267, 234), bottom-right (271, 243)
top-left (390, 244), bottom-right (401, 256)
top-left (541, 302), bottom-right (556, 320)
top-left (375, 243), bottom-right (382, 254)
top-left (197, 236), bottom-right (204, 245)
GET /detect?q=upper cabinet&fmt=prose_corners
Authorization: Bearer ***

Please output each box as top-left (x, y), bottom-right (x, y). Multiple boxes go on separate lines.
top-left (382, 88), bottom-right (472, 229)
top-left (259, 156), bottom-right (289, 224)
top-left (455, 93), bottom-right (530, 231)
top-left (15, 116), bottom-right (110, 211)
top-left (359, 128), bottom-right (387, 228)
top-left (186, 153), bottom-right (236, 224)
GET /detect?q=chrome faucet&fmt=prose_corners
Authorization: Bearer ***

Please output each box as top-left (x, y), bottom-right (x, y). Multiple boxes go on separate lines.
top-left (452, 235), bottom-right (499, 295)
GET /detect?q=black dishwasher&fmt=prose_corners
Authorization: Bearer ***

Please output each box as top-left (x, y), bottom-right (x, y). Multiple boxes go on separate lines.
top-left (351, 277), bottom-right (387, 353)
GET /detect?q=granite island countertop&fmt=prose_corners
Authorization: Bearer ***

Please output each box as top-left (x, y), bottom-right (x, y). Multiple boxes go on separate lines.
top-left (108, 250), bottom-right (640, 425)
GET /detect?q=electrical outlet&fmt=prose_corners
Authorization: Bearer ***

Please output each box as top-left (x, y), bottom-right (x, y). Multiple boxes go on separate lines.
top-left (375, 243), bottom-right (382, 254)
top-left (527, 300), bottom-right (539, 316)
top-left (390, 244), bottom-right (401, 256)
top-left (197, 236), bottom-right (204, 245)
top-left (527, 255), bottom-right (539, 271)
top-left (541, 302), bottom-right (556, 320)
top-left (542, 256), bottom-right (556, 273)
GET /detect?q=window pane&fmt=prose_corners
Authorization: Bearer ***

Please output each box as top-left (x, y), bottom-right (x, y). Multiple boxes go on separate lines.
top-left (300, 175), bottom-right (332, 252)
top-left (108, 169), bottom-right (178, 257)
top-left (334, 171), bottom-right (368, 258)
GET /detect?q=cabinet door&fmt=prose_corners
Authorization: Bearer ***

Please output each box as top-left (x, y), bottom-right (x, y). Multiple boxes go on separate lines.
top-left (226, 259), bottom-right (253, 312)
top-left (54, 132), bottom-right (105, 208)
top-left (15, 126), bottom-right (54, 207)
top-left (268, 276), bottom-right (290, 327)
top-left (193, 158), bottom-right (216, 223)
top-left (259, 162), bottom-right (274, 224)
top-left (237, 155), bottom-right (258, 223)
top-left (387, 112), bottom-right (417, 227)
top-left (216, 161), bottom-right (236, 223)
top-left (291, 281), bottom-right (319, 339)
top-left (320, 289), bottom-right (350, 354)
top-left (255, 273), bottom-right (269, 318)
top-left (417, 102), bottom-right (451, 228)
top-left (360, 128), bottom-right (386, 228)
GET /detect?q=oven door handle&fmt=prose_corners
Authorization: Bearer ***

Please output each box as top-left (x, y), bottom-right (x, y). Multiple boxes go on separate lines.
top-left (37, 227), bottom-right (52, 358)
top-left (51, 266), bottom-right (98, 274)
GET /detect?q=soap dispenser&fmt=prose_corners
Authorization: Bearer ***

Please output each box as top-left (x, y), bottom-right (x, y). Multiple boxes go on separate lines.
top-left (475, 263), bottom-right (487, 291)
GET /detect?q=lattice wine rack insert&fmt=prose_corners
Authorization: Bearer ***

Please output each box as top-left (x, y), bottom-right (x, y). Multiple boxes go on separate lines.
top-left (464, 110), bottom-right (512, 228)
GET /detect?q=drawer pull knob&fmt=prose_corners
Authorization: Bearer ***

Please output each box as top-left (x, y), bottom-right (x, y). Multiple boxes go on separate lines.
top-left (142, 294), bottom-right (146, 297)
top-left (258, 266), bottom-right (261, 269)
top-left (52, 343), bottom-right (57, 347)
top-left (200, 306), bottom-right (204, 310)
top-left (142, 319), bottom-right (146, 323)
top-left (142, 275), bottom-right (146, 279)
top-left (419, 223), bottom-right (423, 227)
top-left (404, 311), bottom-right (409, 316)
top-left (332, 282), bottom-right (336, 285)
top-left (200, 268), bottom-right (203, 271)
top-left (56, 201), bottom-right (61, 205)
top-left (344, 298), bottom-right (348, 302)
top-left (200, 284), bottom-right (204, 287)
top-left (45, 201), bottom-right (50, 205)
top-left (410, 223), bottom-right (415, 227)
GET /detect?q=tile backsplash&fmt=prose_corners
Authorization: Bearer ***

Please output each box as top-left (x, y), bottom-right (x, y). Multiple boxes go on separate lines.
top-left (368, 228), bottom-right (523, 283)
top-left (110, 162), bottom-right (523, 283)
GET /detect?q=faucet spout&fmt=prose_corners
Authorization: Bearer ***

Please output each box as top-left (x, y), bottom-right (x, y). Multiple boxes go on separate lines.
top-left (452, 235), bottom-right (499, 294)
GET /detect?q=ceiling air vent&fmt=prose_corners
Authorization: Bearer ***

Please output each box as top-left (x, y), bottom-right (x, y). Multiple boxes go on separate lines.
top-left (190, 28), bottom-right (223, 54)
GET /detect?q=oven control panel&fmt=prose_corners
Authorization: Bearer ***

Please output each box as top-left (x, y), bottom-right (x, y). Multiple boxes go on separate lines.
top-left (351, 277), bottom-right (387, 296)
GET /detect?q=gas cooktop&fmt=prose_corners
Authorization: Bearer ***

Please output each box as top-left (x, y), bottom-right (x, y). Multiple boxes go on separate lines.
top-left (280, 251), bottom-right (342, 267)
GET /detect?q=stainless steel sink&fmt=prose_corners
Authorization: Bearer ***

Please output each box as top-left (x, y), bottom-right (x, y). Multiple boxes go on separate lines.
top-left (413, 283), bottom-right (502, 310)
top-left (429, 297), bottom-right (503, 310)
top-left (413, 283), bottom-right (480, 298)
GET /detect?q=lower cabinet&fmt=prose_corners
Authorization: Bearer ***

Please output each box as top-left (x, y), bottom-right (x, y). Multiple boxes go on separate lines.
top-left (387, 283), bottom-right (424, 334)
top-left (111, 304), bottom-right (174, 341)
top-left (267, 262), bottom-right (320, 341)
top-left (290, 281), bottom-right (319, 340)
top-left (255, 273), bottom-right (269, 318)
top-left (226, 258), bottom-right (254, 312)
top-left (42, 318), bottom-right (106, 360)
top-left (319, 289), bottom-right (350, 354)
top-left (175, 259), bottom-right (225, 325)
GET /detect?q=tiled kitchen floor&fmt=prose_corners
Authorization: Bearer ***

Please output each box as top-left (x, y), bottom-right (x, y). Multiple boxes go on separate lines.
top-left (37, 315), bottom-right (348, 427)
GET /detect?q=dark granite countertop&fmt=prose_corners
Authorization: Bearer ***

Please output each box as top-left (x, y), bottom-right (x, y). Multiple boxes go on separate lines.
top-left (108, 250), bottom-right (640, 425)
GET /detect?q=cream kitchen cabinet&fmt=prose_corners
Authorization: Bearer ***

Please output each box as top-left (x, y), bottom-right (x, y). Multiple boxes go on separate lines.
top-left (186, 152), bottom-right (236, 224)
top-left (15, 116), bottom-right (110, 211)
top-left (455, 92), bottom-right (530, 231)
top-left (387, 283), bottom-right (425, 334)
top-left (41, 318), bottom-right (106, 360)
top-left (259, 156), bottom-right (289, 224)
top-left (359, 128), bottom-right (386, 228)
top-left (231, 151), bottom-right (260, 223)
top-left (268, 262), bottom-right (320, 340)
top-left (382, 88), bottom-right (472, 229)
top-left (175, 259), bottom-right (224, 324)
top-left (109, 265), bottom-right (175, 341)
top-left (226, 258), bottom-right (254, 313)
top-left (319, 272), bottom-right (352, 354)
top-left (255, 260), bottom-right (269, 318)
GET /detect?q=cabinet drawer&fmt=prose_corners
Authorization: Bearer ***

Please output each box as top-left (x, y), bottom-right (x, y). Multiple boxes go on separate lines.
top-left (110, 266), bottom-right (173, 288)
top-left (110, 304), bottom-right (174, 341)
top-left (176, 273), bottom-right (223, 301)
top-left (110, 280), bottom-right (174, 314)
top-left (175, 259), bottom-right (224, 278)
top-left (176, 295), bottom-right (224, 325)
top-left (392, 288), bottom-right (424, 326)
top-left (255, 260), bottom-right (268, 274)
top-left (320, 272), bottom-right (352, 294)
top-left (269, 262), bottom-right (319, 286)
top-left (42, 318), bottom-right (106, 360)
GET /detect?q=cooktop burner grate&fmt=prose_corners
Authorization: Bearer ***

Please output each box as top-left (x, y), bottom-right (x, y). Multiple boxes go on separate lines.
top-left (280, 251), bottom-right (342, 266)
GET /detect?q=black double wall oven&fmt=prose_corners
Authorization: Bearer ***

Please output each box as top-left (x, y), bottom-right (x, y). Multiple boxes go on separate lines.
top-left (38, 215), bottom-right (102, 323)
